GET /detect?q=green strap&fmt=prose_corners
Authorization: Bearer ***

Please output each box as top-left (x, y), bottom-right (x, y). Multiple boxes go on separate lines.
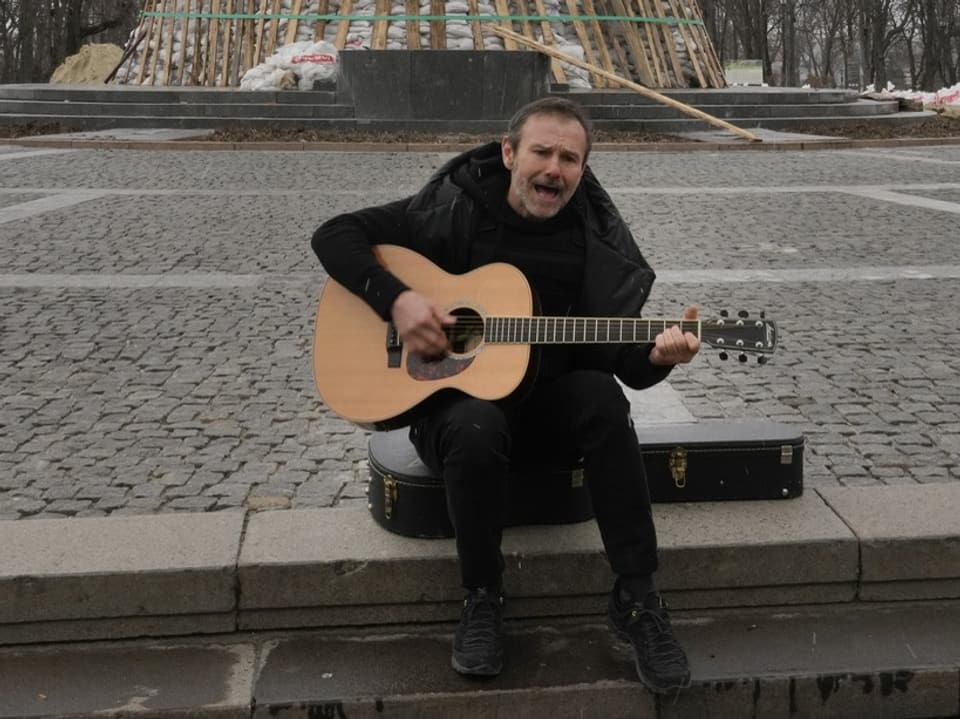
top-left (138, 11), bottom-right (704, 25)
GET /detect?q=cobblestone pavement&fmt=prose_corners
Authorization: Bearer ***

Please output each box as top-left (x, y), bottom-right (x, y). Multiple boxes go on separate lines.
top-left (2, 144), bottom-right (959, 520)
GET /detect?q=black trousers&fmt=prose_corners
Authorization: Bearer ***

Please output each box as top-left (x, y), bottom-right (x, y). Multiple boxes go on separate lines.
top-left (409, 369), bottom-right (658, 589)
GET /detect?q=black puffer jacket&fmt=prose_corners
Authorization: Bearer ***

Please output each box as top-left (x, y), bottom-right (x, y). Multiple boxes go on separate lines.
top-left (312, 142), bottom-right (670, 389)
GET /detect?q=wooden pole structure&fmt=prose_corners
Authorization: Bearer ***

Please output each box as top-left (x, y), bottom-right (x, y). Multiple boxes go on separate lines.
top-left (487, 25), bottom-right (761, 142)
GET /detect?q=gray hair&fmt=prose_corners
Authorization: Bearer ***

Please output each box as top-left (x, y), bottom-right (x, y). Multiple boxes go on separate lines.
top-left (505, 97), bottom-right (593, 164)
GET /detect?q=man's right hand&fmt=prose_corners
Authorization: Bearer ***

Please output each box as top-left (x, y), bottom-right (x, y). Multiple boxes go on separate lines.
top-left (391, 290), bottom-right (456, 358)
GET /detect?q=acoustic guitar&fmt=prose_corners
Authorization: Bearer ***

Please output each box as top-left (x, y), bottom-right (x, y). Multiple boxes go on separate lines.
top-left (313, 245), bottom-right (778, 429)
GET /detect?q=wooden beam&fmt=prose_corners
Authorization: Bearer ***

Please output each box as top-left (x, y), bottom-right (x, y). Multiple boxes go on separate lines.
top-left (315, 0), bottom-right (330, 41)
top-left (665, 0), bottom-right (706, 88)
top-left (596, 0), bottom-right (630, 77)
top-left (207, 0), bottom-right (222, 86)
top-left (161, 0), bottom-right (178, 85)
top-left (606, 0), bottom-right (654, 86)
top-left (333, 0), bottom-right (353, 49)
top-left (222, 0), bottom-right (235, 86)
top-left (488, 25), bottom-right (761, 142)
top-left (191, 0), bottom-right (204, 83)
top-left (150, 0), bottom-right (168, 85)
top-left (531, 0), bottom-right (566, 83)
top-left (405, 0), bottom-right (421, 48)
top-left (371, 0), bottom-right (390, 49)
top-left (285, 0), bottom-right (304, 45)
top-left (563, 0), bottom-right (602, 87)
top-left (429, 0), bottom-right (446, 49)
top-left (635, 0), bottom-right (668, 86)
top-left (266, 0), bottom-right (281, 57)
top-left (492, 0), bottom-right (516, 49)
top-left (686, 0), bottom-right (726, 87)
top-left (107, 23), bottom-right (148, 84)
top-left (581, 0), bottom-right (614, 86)
top-left (467, 0), bottom-right (484, 49)
top-left (649, 0), bottom-right (685, 87)
top-left (241, 0), bottom-right (256, 75)
top-left (177, 0), bottom-right (194, 85)
top-left (253, 0), bottom-right (269, 63)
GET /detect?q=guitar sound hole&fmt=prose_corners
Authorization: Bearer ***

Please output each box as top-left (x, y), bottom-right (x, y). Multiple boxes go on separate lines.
top-left (446, 308), bottom-right (484, 355)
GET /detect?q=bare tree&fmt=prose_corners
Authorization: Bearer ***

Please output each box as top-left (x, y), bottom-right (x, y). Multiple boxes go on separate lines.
top-left (914, 0), bottom-right (959, 88)
top-left (0, 0), bottom-right (139, 83)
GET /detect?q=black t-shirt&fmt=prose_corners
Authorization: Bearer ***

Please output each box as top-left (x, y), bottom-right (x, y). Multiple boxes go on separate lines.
top-left (469, 173), bottom-right (586, 380)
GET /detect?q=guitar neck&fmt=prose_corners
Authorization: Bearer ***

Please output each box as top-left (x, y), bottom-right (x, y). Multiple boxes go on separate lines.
top-left (482, 317), bottom-right (699, 345)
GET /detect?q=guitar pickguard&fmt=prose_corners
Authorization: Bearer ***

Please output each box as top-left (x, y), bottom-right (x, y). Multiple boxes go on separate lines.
top-left (406, 353), bottom-right (476, 381)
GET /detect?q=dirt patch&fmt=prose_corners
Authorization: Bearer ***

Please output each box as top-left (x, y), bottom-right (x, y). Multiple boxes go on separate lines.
top-left (779, 112), bottom-right (960, 140)
top-left (0, 123), bottom-right (63, 139)
top-left (50, 43), bottom-right (124, 85)
top-left (2, 111), bottom-right (958, 144)
top-left (207, 127), bottom-right (694, 144)
top-left (200, 113), bottom-right (960, 144)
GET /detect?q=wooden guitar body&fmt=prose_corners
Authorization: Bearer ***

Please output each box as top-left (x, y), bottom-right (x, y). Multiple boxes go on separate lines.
top-left (313, 245), bottom-right (534, 429)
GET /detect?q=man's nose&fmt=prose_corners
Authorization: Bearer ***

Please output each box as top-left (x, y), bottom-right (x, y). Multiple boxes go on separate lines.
top-left (543, 154), bottom-right (561, 176)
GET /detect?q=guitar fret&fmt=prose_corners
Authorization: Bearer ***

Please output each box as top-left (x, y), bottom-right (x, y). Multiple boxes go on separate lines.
top-left (485, 317), bottom-right (707, 345)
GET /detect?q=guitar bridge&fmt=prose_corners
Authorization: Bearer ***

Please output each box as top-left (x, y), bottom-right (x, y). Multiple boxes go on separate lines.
top-left (385, 323), bottom-right (402, 368)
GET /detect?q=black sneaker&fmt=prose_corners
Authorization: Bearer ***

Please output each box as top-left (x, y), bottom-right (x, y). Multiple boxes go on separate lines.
top-left (608, 588), bottom-right (691, 693)
top-left (451, 587), bottom-right (504, 676)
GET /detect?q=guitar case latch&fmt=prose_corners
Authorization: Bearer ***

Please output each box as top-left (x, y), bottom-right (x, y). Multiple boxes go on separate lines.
top-left (669, 447), bottom-right (687, 489)
top-left (383, 475), bottom-right (398, 520)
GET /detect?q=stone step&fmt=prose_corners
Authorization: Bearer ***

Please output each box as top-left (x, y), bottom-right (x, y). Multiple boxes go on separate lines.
top-left (0, 98), bottom-right (898, 122)
top-left (1, 600), bottom-right (957, 718)
top-left (0, 83), bottom-right (923, 135)
top-left (2, 484), bottom-right (958, 646)
top-left (0, 83), bottom-right (338, 104)
top-left (0, 99), bottom-right (356, 119)
top-left (582, 99), bottom-right (900, 120)
top-left (557, 87), bottom-right (861, 106)
top-left (0, 111), bottom-right (934, 135)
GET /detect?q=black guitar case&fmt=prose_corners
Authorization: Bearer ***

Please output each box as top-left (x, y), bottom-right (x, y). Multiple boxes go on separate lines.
top-left (366, 420), bottom-right (803, 538)
top-left (367, 429), bottom-right (593, 538)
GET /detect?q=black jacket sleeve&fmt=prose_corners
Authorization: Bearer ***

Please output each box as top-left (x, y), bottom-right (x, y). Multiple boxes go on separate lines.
top-left (615, 343), bottom-right (674, 390)
top-left (311, 198), bottom-right (414, 320)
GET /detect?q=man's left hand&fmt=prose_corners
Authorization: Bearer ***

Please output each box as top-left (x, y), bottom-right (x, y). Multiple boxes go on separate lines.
top-left (649, 304), bottom-right (701, 366)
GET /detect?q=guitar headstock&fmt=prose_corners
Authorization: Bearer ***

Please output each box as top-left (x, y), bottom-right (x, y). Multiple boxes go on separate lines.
top-left (702, 311), bottom-right (777, 364)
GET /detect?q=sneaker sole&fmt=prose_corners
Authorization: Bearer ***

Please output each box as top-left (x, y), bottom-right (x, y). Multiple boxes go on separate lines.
top-left (609, 618), bottom-right (691, 694)
top-left (451, 654), bottom-right (503, 677)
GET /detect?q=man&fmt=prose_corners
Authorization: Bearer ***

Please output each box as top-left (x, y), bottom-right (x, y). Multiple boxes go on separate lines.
top-left (312, 97), bottom-right (700, 693)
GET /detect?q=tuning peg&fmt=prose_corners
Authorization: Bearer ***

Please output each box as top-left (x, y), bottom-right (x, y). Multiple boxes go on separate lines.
top-left (757, 355), bottom-right (767, 365)
top-left (718, 351), bottom-right (728, 361)
top-left (719, 310), bottom-right (729, 318)
top-left (738, 310), bottom-right (749, 318)
top-left (738, 353), bottom-right (748, 363)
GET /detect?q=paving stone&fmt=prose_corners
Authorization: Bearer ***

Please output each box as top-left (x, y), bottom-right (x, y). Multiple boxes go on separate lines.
top-left (2, 147), bottom-right (960, 518)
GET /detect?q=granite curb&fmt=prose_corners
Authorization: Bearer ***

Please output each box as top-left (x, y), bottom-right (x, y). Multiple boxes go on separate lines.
top-left (1, 602), bottom-right (959, 718)
top-left (5, 135), bottom-right (960, 153)
top-left (1, 484), bottom-right (958, 646)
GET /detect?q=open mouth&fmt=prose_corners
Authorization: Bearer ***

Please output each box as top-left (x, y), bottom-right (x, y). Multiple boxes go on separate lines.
top-left (534, 183), bottom-right (561, 200)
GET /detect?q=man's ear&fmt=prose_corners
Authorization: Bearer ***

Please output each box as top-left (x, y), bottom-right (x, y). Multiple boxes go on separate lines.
top-left (501, 136), bottom-right (514, 170)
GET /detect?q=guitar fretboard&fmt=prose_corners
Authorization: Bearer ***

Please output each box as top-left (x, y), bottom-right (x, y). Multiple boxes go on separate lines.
top-left (483, 317), bottom-right (700, 345)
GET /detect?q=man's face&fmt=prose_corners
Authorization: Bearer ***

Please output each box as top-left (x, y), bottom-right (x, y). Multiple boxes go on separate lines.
top-left (501, 113), bottom-right (587, 221)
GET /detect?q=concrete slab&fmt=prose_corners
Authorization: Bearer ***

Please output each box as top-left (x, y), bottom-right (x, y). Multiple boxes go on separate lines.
top-left (0, 641), bottom-right (255, 718)
top-left (252, 600), bottom-right (960, 719)
top-left (0, 612), bottom-right (235, 647)
top-left (654, 492), bottom-right (857, 592)
top-left (238, 494), bottom-right (858, 627)
top-left (0, 512), bottom-right (243, 625)
top-left (17, 127), bottom-right (213, 142)
top-left (819, 484), bottom-right (960, 600)
top-left (679, 127), bottom-right (844, 144)
top-left (252, 623), bottom-right (651, 719)
top-left (238, 507), bottom-right (463, 610)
